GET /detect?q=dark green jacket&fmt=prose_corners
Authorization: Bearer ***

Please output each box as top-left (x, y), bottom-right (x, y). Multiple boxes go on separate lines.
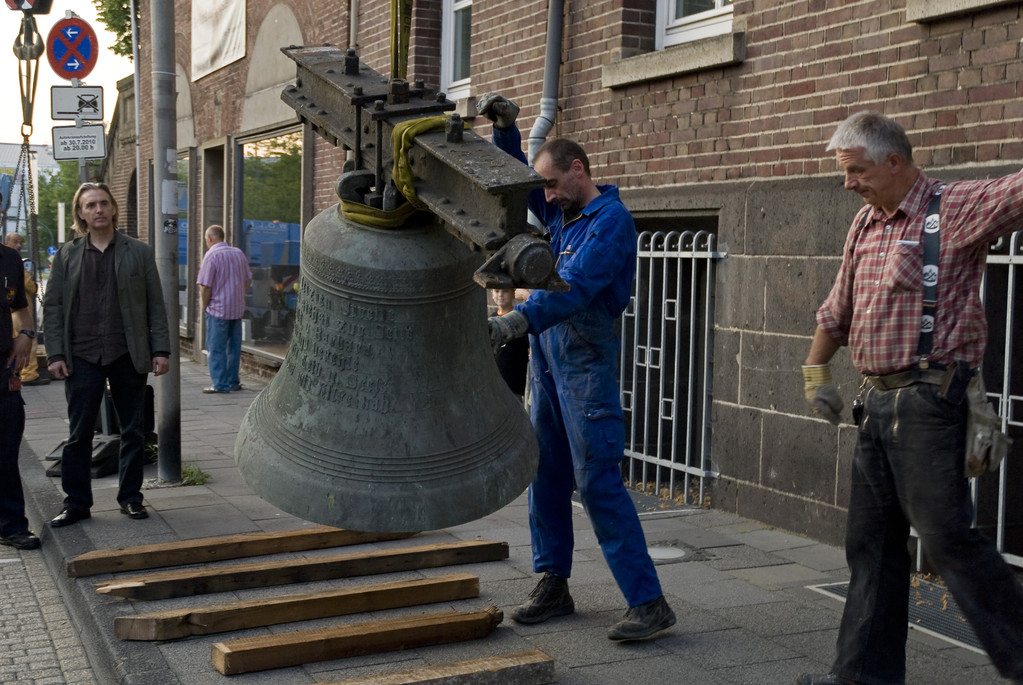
top-left (43, 231), bottom-right (171, 375)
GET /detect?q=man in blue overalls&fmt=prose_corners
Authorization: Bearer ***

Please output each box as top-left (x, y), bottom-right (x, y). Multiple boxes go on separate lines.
top-left (480, 94), bottom-right (675, 641)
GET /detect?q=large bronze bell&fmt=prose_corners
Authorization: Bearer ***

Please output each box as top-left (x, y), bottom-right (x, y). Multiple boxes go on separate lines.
top-left (234, 200), bottom-right (539, 533)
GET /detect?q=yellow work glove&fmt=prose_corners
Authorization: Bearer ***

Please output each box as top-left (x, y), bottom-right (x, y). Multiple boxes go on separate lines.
top-left (802, 364), bottom-right (843, 425)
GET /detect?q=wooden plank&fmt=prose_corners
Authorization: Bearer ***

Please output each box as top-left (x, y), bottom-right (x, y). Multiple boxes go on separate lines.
top-left (95, 540), bottom-right (508, 601)
top-left (68, 527), bottom-right (415, 577)
top-left (212, 606), bottom-right (503, 676)
top-left (115, 573), bottom-right (480, 640)
top-left (317, 651), bottom-right (555, 685)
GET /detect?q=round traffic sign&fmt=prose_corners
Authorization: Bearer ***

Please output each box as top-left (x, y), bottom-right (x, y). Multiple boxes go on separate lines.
top-left (46, 16), bottom-right (98, 80)
top-left (47, 245), bottom-right (57, 256)
top-left (6, 0), bottom-right (54, 11)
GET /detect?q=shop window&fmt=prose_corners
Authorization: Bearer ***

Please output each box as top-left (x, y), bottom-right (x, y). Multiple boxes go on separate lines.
top-left (657, 0), bottom-right (733, 49)
top-left (237, 129), bottom-right (302, 355)
top-left (441, 0), bottom-right (471, 101)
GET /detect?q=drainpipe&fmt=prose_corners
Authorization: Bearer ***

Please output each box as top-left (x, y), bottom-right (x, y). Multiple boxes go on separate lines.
top-left (527, 0), bottom-right (564, 164)
top-left (349, 0), bottom-right (359, 50)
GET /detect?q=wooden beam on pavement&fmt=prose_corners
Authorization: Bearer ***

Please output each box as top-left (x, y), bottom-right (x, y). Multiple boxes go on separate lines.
top-left (115, 573), bottom-right (480, 641)
top-left (95, 540), bottom-right (509, 601)
top-left (68, 527), bottom-right (415, 577)
top-left (317, 650), bottom-right (555, 684)
top-left (211, 606), bottom-right (504, 676)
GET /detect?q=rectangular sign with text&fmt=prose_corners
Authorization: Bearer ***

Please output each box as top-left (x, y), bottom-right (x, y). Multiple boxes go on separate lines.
top-left (52, 124), bottom-right (107, 160)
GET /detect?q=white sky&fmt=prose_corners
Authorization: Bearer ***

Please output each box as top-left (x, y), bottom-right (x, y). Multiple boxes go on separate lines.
top-left (0, 2), bottom-right (134, 147)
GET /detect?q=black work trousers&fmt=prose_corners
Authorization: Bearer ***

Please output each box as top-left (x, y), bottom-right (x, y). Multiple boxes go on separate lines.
top-left (833, 381), bottom-right (1023, 684)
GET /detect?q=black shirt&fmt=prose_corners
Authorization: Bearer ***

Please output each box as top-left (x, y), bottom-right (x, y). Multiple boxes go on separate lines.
top-left (70, 233), bottom-right (128, 364)
top-left (496, 335), bottom-right (529, 396)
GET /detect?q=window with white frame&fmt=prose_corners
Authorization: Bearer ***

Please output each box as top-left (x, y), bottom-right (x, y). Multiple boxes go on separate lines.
top-left (657, 0), bottom-right (733, 50)
top-left (441, 0), bottom-right (471, 101)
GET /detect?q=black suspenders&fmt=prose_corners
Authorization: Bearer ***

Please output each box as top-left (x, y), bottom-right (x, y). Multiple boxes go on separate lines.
top-left (917, 185), bottom-right (945, 366)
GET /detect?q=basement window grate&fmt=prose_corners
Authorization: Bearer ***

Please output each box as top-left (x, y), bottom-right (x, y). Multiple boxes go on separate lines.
top-left (810, 578), bottom-right (982, 653)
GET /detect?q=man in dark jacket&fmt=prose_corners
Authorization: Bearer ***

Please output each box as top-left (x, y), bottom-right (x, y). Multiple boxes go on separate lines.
top-left (43, 183), bottom-right (170, 526)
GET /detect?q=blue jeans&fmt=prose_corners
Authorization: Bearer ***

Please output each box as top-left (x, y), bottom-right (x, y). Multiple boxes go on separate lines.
top-left (0, 365), bottom-right (29, 537)
top-left (527, 346), bottom-right (662, 608)
top-left (834, 382), bottom-right (1023, 684)
top-left (61, 354), bottom-right (148, 510)
top-left (205, 313), bottom-right (242, 392)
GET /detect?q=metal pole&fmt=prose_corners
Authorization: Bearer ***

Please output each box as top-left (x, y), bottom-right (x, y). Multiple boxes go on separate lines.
top-left (150, 0), bottom-right (181, 482)
top-left (131, 0), bottom-right (142, 235)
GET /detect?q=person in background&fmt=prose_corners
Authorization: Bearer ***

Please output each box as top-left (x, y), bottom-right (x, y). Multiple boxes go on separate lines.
top-left (491, 288), bottom-right (528, 400)
top-left (197, 224), bottom-right (251, 394)
top-left (797, 111), bottom-right (1023, 685)
top-left (3, 232), bottom-right (48, 386)
top-left (0, 236), bottom-right (40, 550)
top-left (480, 93), bottom-right (676, 642)
top-left (43, 182), bottom-right (170, 527)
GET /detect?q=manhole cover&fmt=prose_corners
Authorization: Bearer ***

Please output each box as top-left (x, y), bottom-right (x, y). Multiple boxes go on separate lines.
top-left (648, 546), bottom-right (686, 564)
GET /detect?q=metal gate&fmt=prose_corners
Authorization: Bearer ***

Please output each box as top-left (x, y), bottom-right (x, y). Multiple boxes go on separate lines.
top-left (620, 230), bottom-right (724, 506)
top-left (977, 231), bottom-right (1023, 569)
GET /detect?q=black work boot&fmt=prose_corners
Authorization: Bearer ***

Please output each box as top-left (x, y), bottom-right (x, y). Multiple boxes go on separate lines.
top-left (607, 595), bottom-right (676, 640)
top-left (510, 571), bottom-right (575, 624)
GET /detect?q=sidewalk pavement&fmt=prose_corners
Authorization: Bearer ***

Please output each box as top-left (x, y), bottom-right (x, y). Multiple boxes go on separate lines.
top-left (10, 359), bottom-right (1007, 684)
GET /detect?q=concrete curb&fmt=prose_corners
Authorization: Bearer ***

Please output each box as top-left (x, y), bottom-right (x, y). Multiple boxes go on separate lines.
top-left (21, 443), bottom-right (182, 685)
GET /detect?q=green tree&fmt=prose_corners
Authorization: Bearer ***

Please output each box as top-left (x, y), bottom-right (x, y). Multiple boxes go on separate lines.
top-left (242, 134), bottom-right (302, 224)
top-left (37, 160), bottom-right (80, 244)
top-left (92, 0), bottom-right (135, 60)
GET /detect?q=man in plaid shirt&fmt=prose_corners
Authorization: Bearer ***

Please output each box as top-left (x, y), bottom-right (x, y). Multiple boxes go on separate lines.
top-left (798, 112), bottom-right (1023, 685)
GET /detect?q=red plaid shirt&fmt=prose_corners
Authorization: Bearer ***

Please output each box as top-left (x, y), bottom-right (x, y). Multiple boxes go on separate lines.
top-left (818, 170), bottom-right (1023, 375)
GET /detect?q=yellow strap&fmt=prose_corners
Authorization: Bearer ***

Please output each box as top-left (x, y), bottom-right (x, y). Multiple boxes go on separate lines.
top-left (390, 0), bottom-right (413, 79)
top-left (392, 116), bottom-right (469, 210)
top-left (339, 197), bottom-right (417, 229)
top-left (341, 109), bottom-right (467, 229)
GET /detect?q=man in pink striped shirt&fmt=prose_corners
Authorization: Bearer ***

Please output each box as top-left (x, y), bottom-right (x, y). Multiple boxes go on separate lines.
top-left (197, 225), bottom-right (251, 394)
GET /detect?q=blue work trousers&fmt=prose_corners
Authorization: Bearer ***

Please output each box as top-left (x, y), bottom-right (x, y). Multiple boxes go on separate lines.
top-left (0, 365), bottom-right (29, 537)
top-left (61, 354), bottom-right (148, 510)
top-left (834, 382), bottom-right (1023, 684)
top-left (527, 358), bottom-right (662, 608)
top-left (205, 313), bottom-right (242, 392)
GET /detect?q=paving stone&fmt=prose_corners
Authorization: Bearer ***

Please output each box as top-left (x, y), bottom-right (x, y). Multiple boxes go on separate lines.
top-left (727, 562), bottom-right (831, 589)
top-left (14, 359), bottom-right (1014, 685)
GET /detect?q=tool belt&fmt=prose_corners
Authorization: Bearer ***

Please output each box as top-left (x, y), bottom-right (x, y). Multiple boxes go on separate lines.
top-left (864, 365), bottom-right (948, 392)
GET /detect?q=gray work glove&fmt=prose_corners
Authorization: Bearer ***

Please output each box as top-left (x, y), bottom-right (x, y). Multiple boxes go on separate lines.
top-left (488, 310), bottom-right (529, 352)
top-left (476, 93), bottom-right (520, 129)
top-left (802, 364), bottom-right (844, 425)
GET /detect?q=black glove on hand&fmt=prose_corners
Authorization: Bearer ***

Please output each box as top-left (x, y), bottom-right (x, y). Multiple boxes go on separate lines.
top-left (488, 310), bottom-right (529, 352)
top-left (476, 93), bottom-right (520, 129)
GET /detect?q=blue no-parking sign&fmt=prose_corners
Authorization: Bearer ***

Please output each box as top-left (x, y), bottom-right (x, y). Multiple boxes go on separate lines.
top-left (46, 16), bottom-right (98, 81)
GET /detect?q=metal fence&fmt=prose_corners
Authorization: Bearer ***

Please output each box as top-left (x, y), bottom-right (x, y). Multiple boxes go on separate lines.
top-left (620, 230), bottom-right (724, 506)
top-left (619, 228), bottom-right (1023, 571)
top-left (976, 231), bottom-right (1023, 569)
